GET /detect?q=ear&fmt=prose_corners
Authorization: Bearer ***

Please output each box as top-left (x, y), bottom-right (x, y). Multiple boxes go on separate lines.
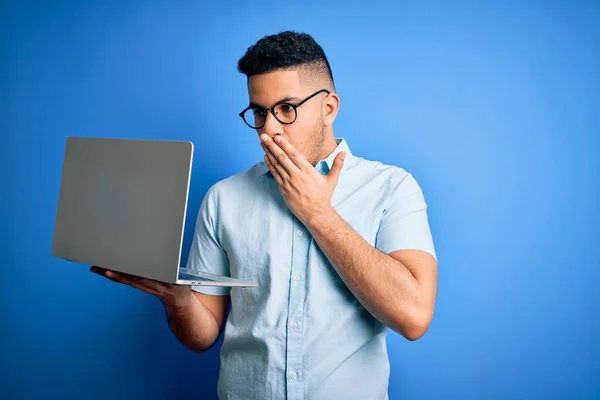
top-left (322, 92), bottom-right (340, 127)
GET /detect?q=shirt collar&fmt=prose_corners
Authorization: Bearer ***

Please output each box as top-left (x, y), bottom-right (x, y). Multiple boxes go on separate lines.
top-left (257, 137), bottom-right (352, 177)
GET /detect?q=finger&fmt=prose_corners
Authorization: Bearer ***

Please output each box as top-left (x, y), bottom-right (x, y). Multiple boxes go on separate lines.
top-left (325, 151), bottom-right (346, 187)
top-left (260, 134), bottom-right (300, 175)
top-left (262, 143), bottom-right (289, 181)
top-left (91, 266), bottom-right (133, 281)
top-left (107, 271), bottom-right (164, 295)
top-left (134, 277), bottom-right (165, 293)
top-left (102, 269), bottom-right (133, 283)
top-left (91, 266), bottom-right (162, 296)
top-left (110, 274), bottom-right (162, 296)
top-left (264, 154), bottom-right (284, 186)
top-left (92, 266), bottom-right (151, 286)
top-left (91, 266), bottom-right (133, 283)
top-left (273, 135), bottom-right (313, 173)
top-left (90, 266), bottom-right (107, 275)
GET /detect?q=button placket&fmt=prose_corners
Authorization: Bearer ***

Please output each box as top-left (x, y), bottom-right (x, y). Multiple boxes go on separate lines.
top-left (286, 217), bottom-right (307, 397)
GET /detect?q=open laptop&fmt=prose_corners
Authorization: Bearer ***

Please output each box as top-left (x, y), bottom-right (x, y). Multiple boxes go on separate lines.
top-left (51, 136), bottom-right (257, 288)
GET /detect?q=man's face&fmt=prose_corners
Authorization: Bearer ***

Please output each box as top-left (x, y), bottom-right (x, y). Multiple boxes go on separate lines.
top-left (247, 69), bottom-right (326, 166)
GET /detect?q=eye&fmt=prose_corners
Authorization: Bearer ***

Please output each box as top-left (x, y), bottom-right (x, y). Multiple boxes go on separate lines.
top-left (253, 109), bottom-right (267, 116)
top-left (278, 104), bottom-right (295, 113)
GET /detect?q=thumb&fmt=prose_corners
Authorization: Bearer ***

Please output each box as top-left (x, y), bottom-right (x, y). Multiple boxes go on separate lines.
top-left (326, 151), bottom-right (346, 187)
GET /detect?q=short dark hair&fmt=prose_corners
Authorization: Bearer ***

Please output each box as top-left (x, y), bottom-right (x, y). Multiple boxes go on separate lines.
top-left (237, 31), bottom-right (335, 89)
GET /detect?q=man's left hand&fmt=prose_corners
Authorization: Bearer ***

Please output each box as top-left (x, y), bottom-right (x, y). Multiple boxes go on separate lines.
top-left (260, 133), bottom-right (346, 226)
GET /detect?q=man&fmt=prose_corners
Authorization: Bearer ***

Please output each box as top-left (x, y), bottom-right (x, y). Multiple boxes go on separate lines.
top-left (91, 31), bottom-right (437, 399)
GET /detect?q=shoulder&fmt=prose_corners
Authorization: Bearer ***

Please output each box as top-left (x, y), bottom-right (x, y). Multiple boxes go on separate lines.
top-left (350, 155), bottom-right (418, 192)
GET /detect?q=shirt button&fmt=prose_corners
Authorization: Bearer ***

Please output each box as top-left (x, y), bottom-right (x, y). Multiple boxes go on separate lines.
top-left (294, 274), bottom-right (302, 282)
top-left (292, 321), bottom-right (299, 329)
top-left (290, 371), bottom-right (297, 380)
top-left (296, 229), bottom-right (303, 237)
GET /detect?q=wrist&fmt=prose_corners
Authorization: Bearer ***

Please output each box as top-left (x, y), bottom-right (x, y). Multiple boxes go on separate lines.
top-left (305, 204), bottom-right (337, 231)
top-left (162, 291), bottom-right (194, 313)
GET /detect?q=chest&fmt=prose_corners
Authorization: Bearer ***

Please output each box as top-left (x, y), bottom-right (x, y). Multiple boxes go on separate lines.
top-left (218, 175), bottom-right (385, 284)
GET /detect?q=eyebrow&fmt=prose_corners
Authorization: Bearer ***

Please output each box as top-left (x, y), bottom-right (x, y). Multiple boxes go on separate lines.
top-left (248, 95), bottom-right (302, 109)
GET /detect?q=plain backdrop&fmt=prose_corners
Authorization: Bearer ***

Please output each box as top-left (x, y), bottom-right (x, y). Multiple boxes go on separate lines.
top-left (1, 1), bottom-right (599, 399)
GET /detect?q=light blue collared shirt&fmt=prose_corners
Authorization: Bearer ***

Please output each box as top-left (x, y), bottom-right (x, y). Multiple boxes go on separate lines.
top-left (187, 138), bottom-right (436, 400)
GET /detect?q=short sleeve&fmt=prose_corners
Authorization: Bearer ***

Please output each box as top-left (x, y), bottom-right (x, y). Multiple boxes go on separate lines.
top-left (186, 185), bottom-right (231, 295)
top-left (375, 172), bottom-right (436, 259)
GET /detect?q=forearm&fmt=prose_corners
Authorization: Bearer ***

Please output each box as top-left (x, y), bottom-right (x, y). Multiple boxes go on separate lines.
top-left (307, 209), bottom-right (430, 339)
top-left (163, 293), bottom-right (221, 352)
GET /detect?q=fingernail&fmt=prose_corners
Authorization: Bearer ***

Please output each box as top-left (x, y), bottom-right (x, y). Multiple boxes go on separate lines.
top-left (274, 136), bottom-right (281, 143)
top-left (260, 134), bottom-right (269, 142)
top-left (340, 152), bottom-right (347, 160)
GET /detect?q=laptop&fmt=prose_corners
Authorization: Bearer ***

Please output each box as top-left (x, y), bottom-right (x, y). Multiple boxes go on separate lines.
top-left (51, 136), bottom-right (257, 288)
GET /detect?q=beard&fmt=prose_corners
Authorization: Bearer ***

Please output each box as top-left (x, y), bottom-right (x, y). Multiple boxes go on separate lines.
top-left (304, 114), bottom-right (325, 166)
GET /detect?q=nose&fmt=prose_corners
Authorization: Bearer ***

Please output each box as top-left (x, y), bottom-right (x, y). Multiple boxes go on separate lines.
top-left (260, 110), bottom-right (283, 138)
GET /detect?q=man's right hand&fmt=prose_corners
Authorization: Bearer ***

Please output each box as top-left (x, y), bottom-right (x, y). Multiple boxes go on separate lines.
top-left (90, 265), bottom-right (229, 352)
top-left (90, 266), bottom-right (192, 310)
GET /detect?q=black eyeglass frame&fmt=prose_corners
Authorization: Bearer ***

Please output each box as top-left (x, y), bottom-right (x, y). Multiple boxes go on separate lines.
top-left (239, 89), bottom-right (331, 129)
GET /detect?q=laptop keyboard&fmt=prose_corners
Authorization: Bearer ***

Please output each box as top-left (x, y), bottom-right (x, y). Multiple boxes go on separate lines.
top-left (178, 272), bottom-right (216, 282)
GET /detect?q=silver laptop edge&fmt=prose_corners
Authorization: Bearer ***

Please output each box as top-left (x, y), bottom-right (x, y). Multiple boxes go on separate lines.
top-left (52, 136), bottom-right (257, 288)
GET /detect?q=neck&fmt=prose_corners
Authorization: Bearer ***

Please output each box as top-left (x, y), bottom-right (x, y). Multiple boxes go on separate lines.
top-left (316, 129), bottom-right (338, 165)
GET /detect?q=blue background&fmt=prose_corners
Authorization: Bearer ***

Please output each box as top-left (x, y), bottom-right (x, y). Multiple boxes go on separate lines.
top-left (2, 1), bottom-right (599, 399)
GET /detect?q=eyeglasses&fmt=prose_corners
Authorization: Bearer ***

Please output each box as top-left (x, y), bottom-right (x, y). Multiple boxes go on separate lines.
top-left (239, 89), bottom-right (330, 129)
